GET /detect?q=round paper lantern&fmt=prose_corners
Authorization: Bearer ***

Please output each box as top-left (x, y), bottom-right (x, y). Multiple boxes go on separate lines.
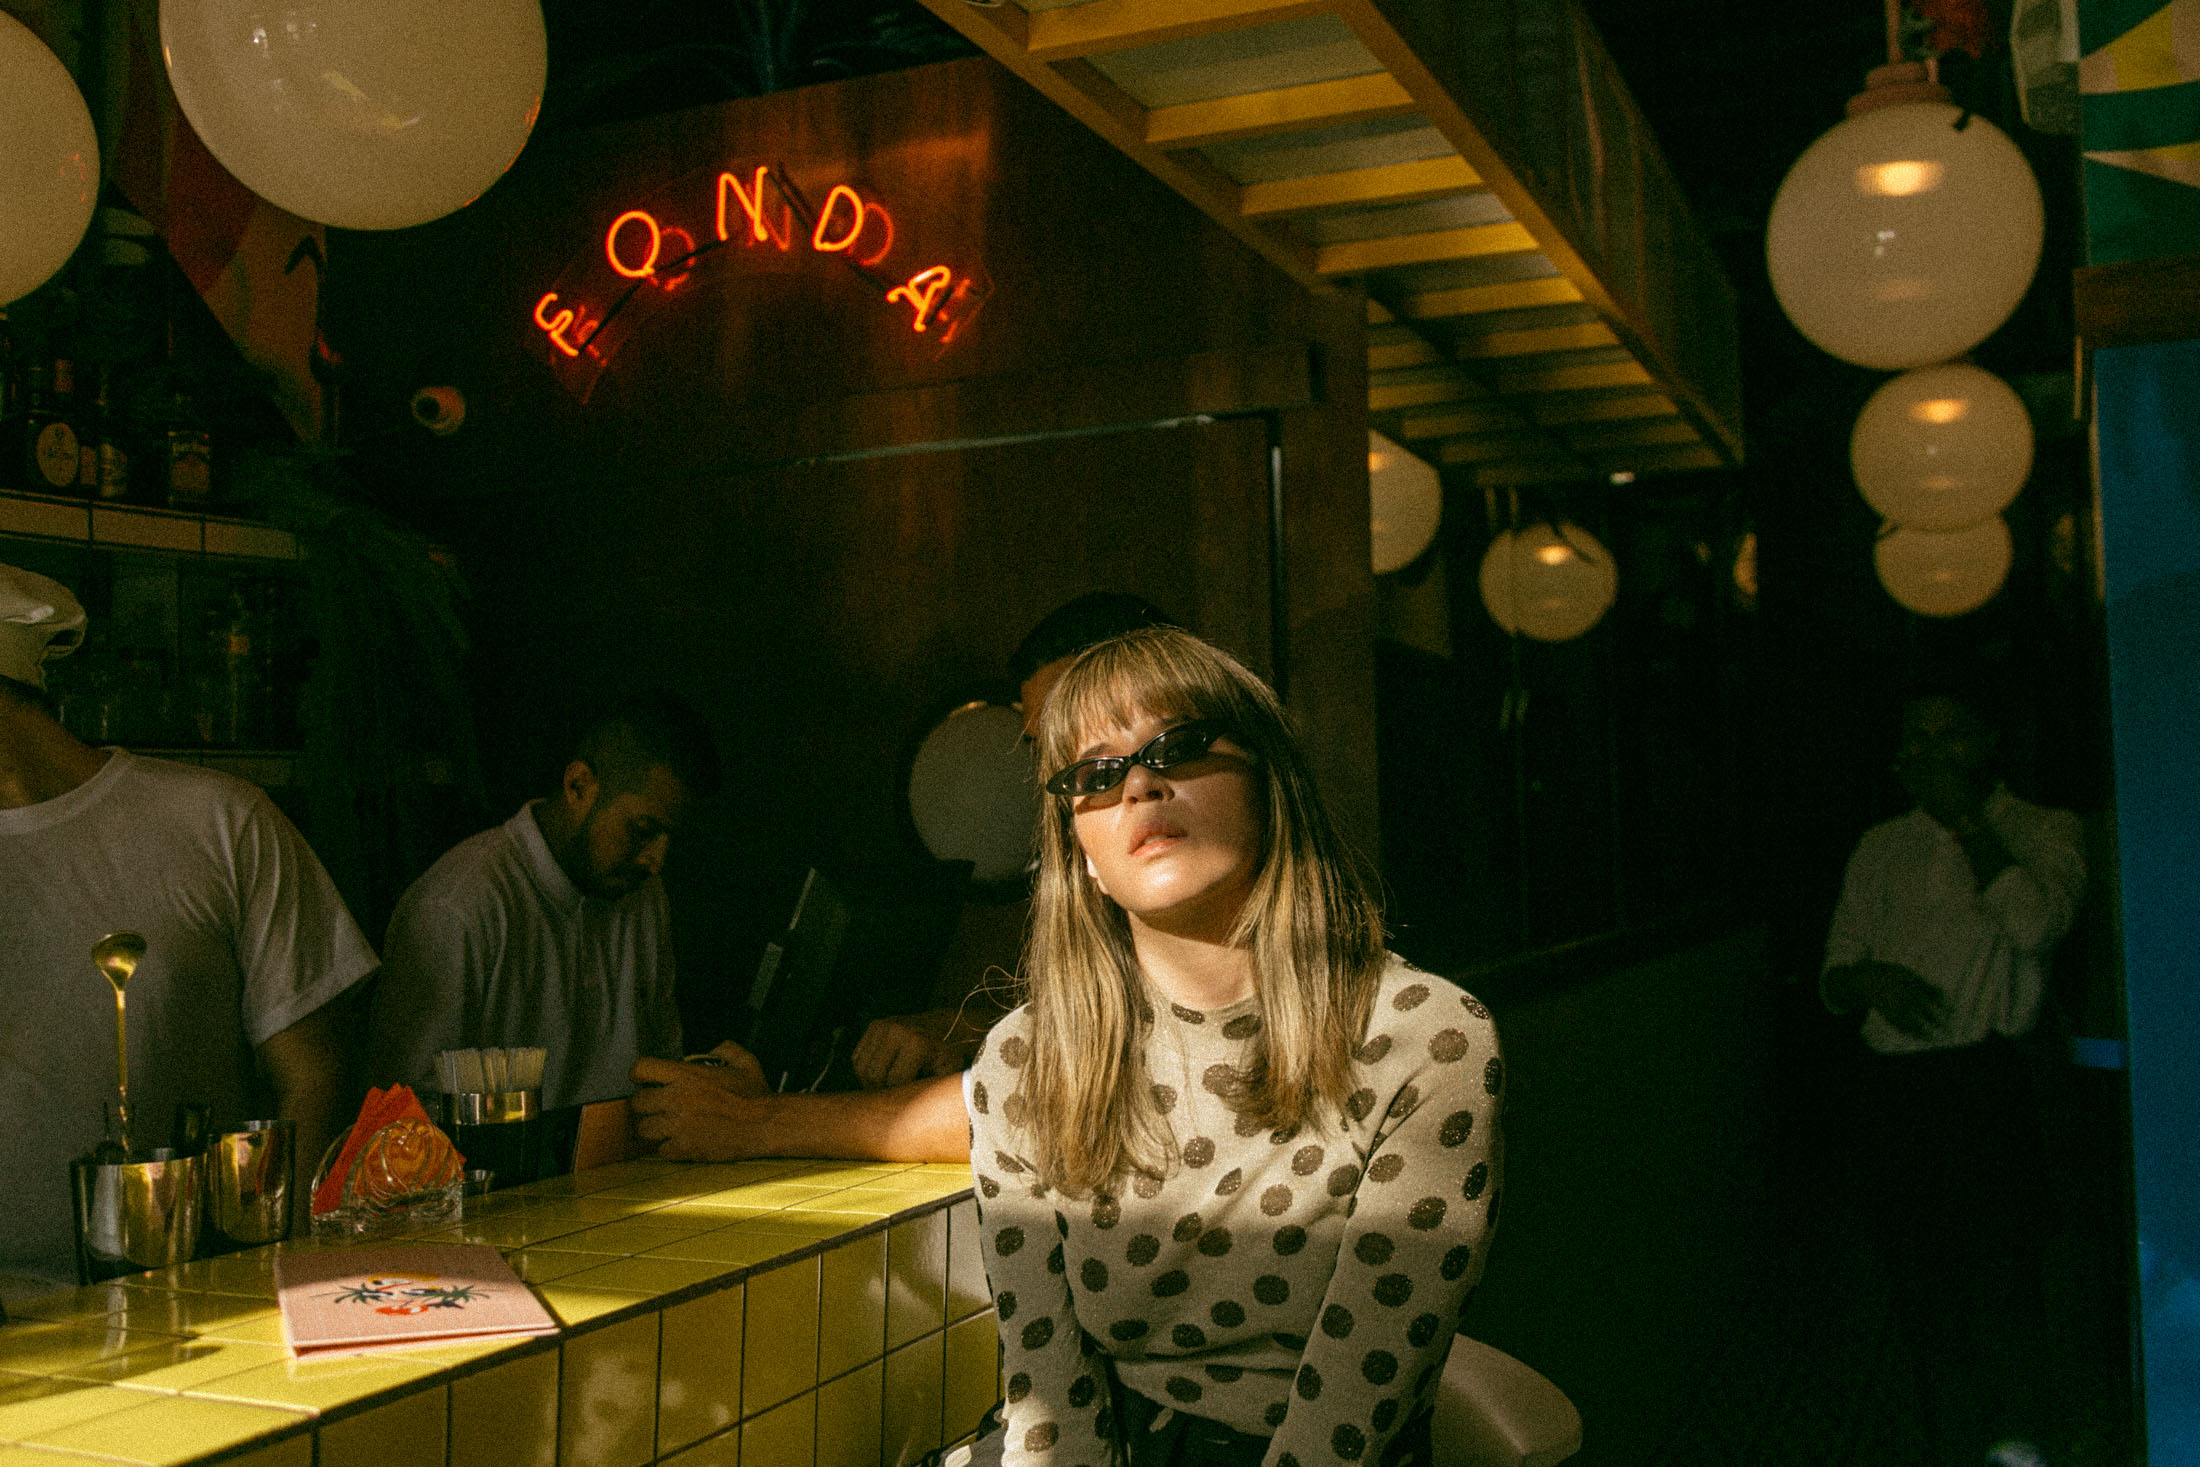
top-left (1370, 431), bottom-right (1442, 574)
top-left (1874, 517), bottom-right (2013, 617)
top-left (1767, 103), bottom-right (2042, 369)
top-left (907, 701), bottom-right (1035, 888)
top-left (1479, 522), bottom-right (1618, 642)
top-left (159, 0), bottom-right (546, 231)
top-left (0, 12), bottom-right (98, 305)
top-left (1851, 362), bottom-right (2032, 529)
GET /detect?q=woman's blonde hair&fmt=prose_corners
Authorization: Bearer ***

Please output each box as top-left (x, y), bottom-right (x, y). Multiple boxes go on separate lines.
top-left (1018, 627), bottom-right (1386, 1194)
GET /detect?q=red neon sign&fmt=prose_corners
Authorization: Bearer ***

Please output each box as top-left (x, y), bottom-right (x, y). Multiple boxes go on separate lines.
top-left (530, 160), bottom-right (990, 398)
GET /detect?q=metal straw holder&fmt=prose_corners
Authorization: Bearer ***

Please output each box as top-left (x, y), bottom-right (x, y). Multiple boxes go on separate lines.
top-left (205, 1119), bottom-right (295, 1249)
top-left (70, 1148), bottom-right (204, 1283)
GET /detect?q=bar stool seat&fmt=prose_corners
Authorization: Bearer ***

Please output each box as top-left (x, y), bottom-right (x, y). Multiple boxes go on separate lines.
top-left (1431, 1334), bottom-right (1582, 1467)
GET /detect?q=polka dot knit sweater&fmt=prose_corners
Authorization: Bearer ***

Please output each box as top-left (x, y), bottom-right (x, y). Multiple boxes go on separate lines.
top-left (966, 955), bottom-right (1505, 1467)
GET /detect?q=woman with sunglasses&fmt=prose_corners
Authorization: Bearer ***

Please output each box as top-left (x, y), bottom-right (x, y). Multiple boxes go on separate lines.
top-left (967, 627), bottom-right (1503, 1467)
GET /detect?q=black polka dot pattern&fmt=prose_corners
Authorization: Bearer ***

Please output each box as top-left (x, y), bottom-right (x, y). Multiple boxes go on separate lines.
top-left (1170, 1002), bottom-right (1206, 1024)
top-left (971, 1081), bottom-right (989, 1114)
top-left (1007, 1372), bottom-right (1031, 1402)
top-left (1003, 1094), bottom-right (1027, 1126)
top-left (966, 967), bottom-right (1499, 1467)
top-left (999, 1036), bottom-right (1029, 1067)
top-left (995, 1226), bottom-right (1024, 1256)
top-left (1023, 1422), bottom-right (1056, 1450)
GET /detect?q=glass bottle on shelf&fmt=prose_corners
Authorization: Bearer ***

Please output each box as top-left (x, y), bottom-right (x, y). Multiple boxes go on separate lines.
top-left (22, 361), bottom-right (84, 496)
top-left (91, 370), bottom-right (129, 501)
top-left (162, 390), bottom-right (212, 509)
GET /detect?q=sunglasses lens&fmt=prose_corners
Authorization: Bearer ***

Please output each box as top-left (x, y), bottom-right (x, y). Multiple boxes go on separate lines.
top-left (1147, 725), bottom-right (1219, 768)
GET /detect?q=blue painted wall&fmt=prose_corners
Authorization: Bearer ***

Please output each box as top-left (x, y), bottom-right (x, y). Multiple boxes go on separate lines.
top-left (2095, 338), bottom-right (2200, 1462)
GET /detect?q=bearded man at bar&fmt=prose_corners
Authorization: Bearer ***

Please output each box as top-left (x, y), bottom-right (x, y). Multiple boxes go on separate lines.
top-left (0, 563), bottom-right (375, 1297)
top-left (366, 691), bottom-right (720, 1112)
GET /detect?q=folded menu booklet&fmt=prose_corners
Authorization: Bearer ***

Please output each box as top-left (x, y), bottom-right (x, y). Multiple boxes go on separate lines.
top-left (275, 1244), bottom-right (559, 1356)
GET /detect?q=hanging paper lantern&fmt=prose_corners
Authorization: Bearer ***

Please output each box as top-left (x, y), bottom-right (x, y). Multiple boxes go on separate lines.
top-left (159, 0), bottom-right (546, 231)
top-left (1370, 431), bottom-right (1442, 575)
top-left (1851, 362), bottom-right (2033, 529)
top-left (0, 12), bottom-right (99, 305)
top-left (1478, 523), bottom-right (1618, 642)
top-left (1766, 103), bottom-right (2042, 370)
top-left (1874, 516), bottom-right (2013, 617)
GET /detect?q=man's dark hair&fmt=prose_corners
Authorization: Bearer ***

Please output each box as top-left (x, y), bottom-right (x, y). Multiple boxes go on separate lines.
top-left (1900, 673), bottom-right (2014, 736)
top-left (570, 691), bottom-right (722, 800)
top-left (1009, 592), bottom-right (1179, 685)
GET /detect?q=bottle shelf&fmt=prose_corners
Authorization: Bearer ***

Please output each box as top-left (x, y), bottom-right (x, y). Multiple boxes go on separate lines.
top-left (0, 489), bottom-right (298, 562)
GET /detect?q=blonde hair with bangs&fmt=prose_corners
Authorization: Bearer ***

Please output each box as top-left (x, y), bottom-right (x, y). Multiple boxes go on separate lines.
top-left (1020, 627), bottom-right (1386, 1195)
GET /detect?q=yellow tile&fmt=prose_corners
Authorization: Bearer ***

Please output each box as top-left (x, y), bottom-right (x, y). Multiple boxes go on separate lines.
top-left (863, 1171), bottom-right (974, 1199)
top-left (945, 1200), bottom-right (988, 1323)
top-left (777, 1164), bottom-right (902, 1187)
top-left (440, 1214), bottom-right (594, 1249)
top-left (807, 1190), bottom-right (907, 1218)
top-left (0, 1446), bottom-right (122, 1466)
top-left (108, 1290), bottom-right (278, 1338)
top-left (643, 1230), bottom-right (800, 1268)
top-left (658, 1283), bottom-right (743, 1454)
top-left (881, 1333), bottom-right (943, 1467)
top-left (914, 1163), bottom-right (975, 1176)
top-left (316, 1385), bottom-right (445, 1467)
top-left (759, 1210), bottom-right (870, 1234)
top-left (170, 1258), bottom-right (278, 1298)
top-left (818, 1236), bottom-right (887, 1380)
top-left (183, 1352), bottom-right (445, 1415)
top-left (557, 1255), bottom-right (732, 1298)
top-left (741, 1391), bottom-right (813, 1467)
top-left (529, 1196), bottom-right (675, 1223)
top-left (556, 1217), bottom-right (721, 1255)
top-left (221, 1432), bottom-right (314, 1466)
top-left (724, 1183), bottom-right (842, 1208)
top-left (662, 1423), bottom-right (741, 1465)
top-left (943, 1313), bottom-right (999, 1447)
top-left (57, 1338), bottom-right (287, 1393)
top-left (0, 1322), bottom-right (180, 1375)
top-left (6, 1282), bottom-right (139, 1324)
top-left (535, 1282), bottom-right (652, 1328)
top-left (816, 1360), bottom-right (882, 1467)
top-left (29, 1394), bottom-right (306, 1465)
top-left (886, 1211), bottom-right (947, 1351)
top-left (451, 1345), bottom-right (558, 1467)
top-left (0, 1377), bottom-right (147, 1441)
top-left (184, 1312), bottom-right (289, 1346)
top-left (649, 1203), bottom-right (776, 1226)
top-left (590, 1165), bottom-right (755, 1200)
top-left (509, 1246), bottom-right (624, 1285)
top-left (740, 1259), bottom-right (819, 1414)
top-left (559, 1311), bottom-right (659, 1467)
top-left (372, 1334), bottom-right (533, 1369)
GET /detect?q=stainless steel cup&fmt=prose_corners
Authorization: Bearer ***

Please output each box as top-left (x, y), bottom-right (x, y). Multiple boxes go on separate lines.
top-left (70, 1147), bottom-right (204, 1283)
top-left (206, 1119), bottom-right (295, 1247)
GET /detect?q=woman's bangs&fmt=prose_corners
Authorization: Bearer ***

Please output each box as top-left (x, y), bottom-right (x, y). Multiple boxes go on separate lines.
top-left (1045, 641), bottom-right (1228, 770)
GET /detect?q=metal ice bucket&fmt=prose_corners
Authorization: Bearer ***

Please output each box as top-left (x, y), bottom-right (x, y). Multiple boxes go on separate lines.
top-left (70, 1147), bottom-right (204, 1283)
top-left (205, 1119), bottom-right (295, 1248)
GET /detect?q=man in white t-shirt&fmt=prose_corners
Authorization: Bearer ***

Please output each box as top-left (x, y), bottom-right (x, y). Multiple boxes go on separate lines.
top-left (1821, 686), bottom-right (2085, 1467)
top-left (0, 564), bottom-right (378, 1295)
top-left (364, 693), bottom-right (719, 1111)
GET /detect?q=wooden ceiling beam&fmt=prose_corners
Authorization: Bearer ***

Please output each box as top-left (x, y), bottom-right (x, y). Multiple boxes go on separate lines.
top-left (1316, 220), bottom-right (1537, 275)
top-left (1475, 457), bottom-right (1593, 487)
top-left (1454, 322), bottom-right (1621, 360)
top-left (1594, 444), bottom-right (1725, 473)
top-left (1563, 418), bottom-right (1697, 452)
top-left (1370, 376), bottom-right (1486, 411)
top-left (1497, 360), bottom-right (1654, 396)
top-left (1395, 404), bottom-right (1524, 438)
top-left (1530, 393), bottom-right (1678, 426)
top-left (1435, 433), bottom-right (1559, 465)
top-left (1145, 72), bottom-right (1416, 148)
top-left (1240, 155), bottom-right (1482, 218)
top-left (1023, 0), bottom-right (1333, 63)
top-left (1368, 339), bottom-right (1445, 370)
top-left (1401, 277), bottom-right (1584, 320)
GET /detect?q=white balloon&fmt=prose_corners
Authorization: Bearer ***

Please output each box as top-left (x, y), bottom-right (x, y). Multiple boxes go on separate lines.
top-left (159, 0), bottom-right (546, 231)
top-left (1874, 517), bottom-right (2013, 617)
top-left (0, 12), bottom-right (99, 306)
top-left (1370, 431), bottom-right (1442, 575)
top-left (1479, 523), bottom-right (1618, 642)
top-left (1851, 363), bottom-right (2032, 529)
top-left (1767, 103), bottom-right (2042, 370)
top-left (908, 702), bottom-right (1036, 888)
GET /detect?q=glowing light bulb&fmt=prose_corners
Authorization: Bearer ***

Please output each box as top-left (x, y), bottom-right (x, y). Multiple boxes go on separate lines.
top-left (1857, 159), bottom-right (1944, 196)
top-left (1911, 397), bottom-right (1969, 424)
top-left (1535, 544), bottom-right (1573, 566)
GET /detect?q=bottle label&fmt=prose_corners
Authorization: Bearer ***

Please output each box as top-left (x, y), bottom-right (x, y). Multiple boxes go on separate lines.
top-left (34, 422), bottom-right (80, 488)
top-left (167, 432), bottom-right (212, 499)
top-left (97, 443), bottom-right (129, 500)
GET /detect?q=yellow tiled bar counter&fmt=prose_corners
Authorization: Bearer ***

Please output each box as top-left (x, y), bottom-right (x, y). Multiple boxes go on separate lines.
top-left (0, 1158), bottom-right (995, 1466)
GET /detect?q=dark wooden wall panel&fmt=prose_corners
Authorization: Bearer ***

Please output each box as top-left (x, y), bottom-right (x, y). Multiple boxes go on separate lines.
top-left (330, 57), bottom-right (1371, 1038)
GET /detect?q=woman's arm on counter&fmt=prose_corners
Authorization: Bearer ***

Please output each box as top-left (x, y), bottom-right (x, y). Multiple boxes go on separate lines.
top-left (630, 1047), bottom-right (970, 1162)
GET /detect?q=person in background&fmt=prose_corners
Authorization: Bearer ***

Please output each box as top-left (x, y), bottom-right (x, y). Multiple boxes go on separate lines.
top-left (632, 591), bottom-right (1178, 1161)
top-left (0, 563), bottom-right (375, 1296)
top-left (366, 691), bottom-right (720, 1111)
top-left (1821, 684), bottom-right (2085, 1467)
top-left (968, 626), bottom-right (1500, 1466)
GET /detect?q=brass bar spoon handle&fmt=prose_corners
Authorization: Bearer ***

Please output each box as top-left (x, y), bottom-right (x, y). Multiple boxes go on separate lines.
top-left (90, 933), bottom-right (146, 1155)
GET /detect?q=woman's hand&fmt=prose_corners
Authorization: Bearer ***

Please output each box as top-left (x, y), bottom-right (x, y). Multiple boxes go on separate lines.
top-left (851, 1012), bottom-right (968, 1089)
top-left (1827, 959), bottom-right (1945, 1039)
